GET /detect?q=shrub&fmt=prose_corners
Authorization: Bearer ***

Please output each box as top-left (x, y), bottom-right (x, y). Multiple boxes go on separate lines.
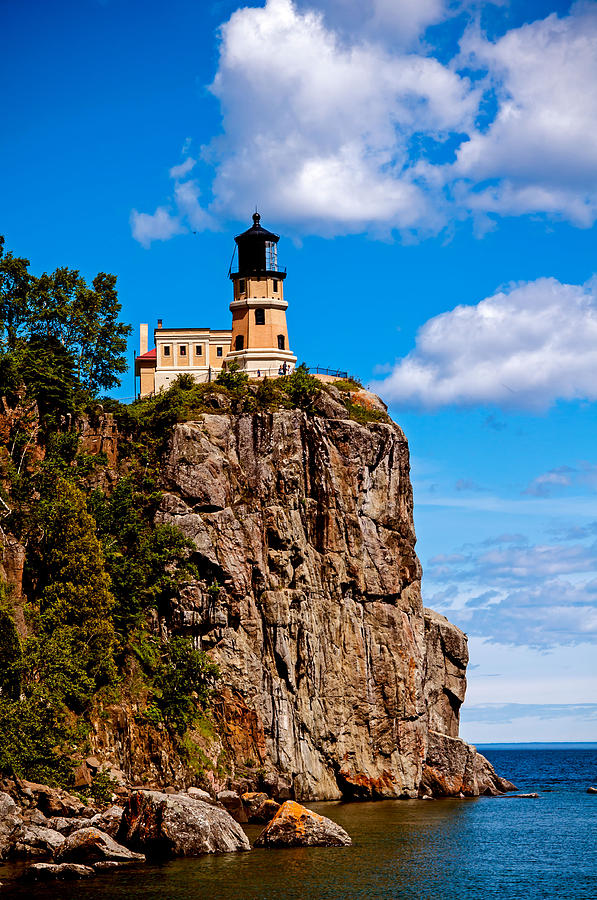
top-left (255, 377), bottom-right (282, 409)
top-left (216, 361), bottom-right (249, 392)
top-left (279, 363), bottom-right (321, 409)
top-left (154, 637), bottom-right (220, 735)
top-left (88, 767), bottom-right (119, 804)
top-left (0, 689), bottom-right (73, 784)
top-left (0, 593), bottom-right (22, 700)
top-left (332, 377), bottom-right (362, 392)
top-left (345, 400), bottom-right (389, 424)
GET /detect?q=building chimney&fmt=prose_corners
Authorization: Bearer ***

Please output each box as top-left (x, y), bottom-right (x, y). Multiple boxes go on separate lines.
top-left (157, 318), bottom-right (163, 329)
top-left (140, 323), bottom-right (148, 356)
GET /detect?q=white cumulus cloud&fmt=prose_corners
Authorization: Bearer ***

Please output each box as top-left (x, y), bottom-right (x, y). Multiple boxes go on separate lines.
top-left (373, 276), bottom-right (597, 410)
top-left (452, 1), bottom-right (597, 225)
top-left (130, 206), bottom-right (184, 249)
top-left (130, 0), bottom-right (597, 242)
top-left (169, 157), bottom-right (196, 180)
top-left (207, 0), bottom-right (477, 234)
top-left (298, 0), bottom-right (450, 47)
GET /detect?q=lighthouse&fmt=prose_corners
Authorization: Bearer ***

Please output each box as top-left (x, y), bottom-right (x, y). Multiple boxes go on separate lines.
top-left (226, 213), bottom-right (297, 377)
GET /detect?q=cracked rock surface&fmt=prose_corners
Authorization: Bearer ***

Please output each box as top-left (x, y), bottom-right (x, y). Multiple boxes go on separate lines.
top-left (155, 408), bottom-right (509, 800)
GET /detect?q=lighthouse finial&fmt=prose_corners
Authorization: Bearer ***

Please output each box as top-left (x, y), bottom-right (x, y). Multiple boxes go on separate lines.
top-left (253, 211), bottom-right (261, 226)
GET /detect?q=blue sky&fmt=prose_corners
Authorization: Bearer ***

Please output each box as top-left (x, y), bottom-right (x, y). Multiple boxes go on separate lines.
top-left (2, 0), bottom-right (596, 741)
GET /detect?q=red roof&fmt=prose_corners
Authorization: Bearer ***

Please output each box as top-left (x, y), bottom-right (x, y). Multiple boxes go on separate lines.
top-left (136, 348), bottom-right (156, 360)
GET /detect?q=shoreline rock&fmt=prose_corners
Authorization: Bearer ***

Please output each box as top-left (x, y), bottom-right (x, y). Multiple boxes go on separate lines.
top-left (56, 827), bottom-right (145, 864)
top-left (119, 790), bottom-right (250, 858)
top-left (23, 862), bottom-right (95, 881)
top-left (254, 801), bottom-right (351, 848)
top-left (499, 793), bottom-right (539, 799)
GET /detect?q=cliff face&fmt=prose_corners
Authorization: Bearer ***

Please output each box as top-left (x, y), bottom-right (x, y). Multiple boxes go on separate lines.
top-left (149, 407), bottom-right (510, 800)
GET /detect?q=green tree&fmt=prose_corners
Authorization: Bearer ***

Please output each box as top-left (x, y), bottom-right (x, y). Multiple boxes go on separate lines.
top-left (0, 237), bottom-right (32, 349)
top-left (154, 637), bottom-right (219, 734)
top-left (0, 236), bottom-right (131, 398)
top-left (36, 478), bottom-right (116, 686)
top-left (89, 476), bottom-right (197, 633)
top-left (19, 335), bottom-right (77, 419)
top-left (0, 689), bottom-right (72, 784)
top-left (0, 590), bottom-right (22, 700)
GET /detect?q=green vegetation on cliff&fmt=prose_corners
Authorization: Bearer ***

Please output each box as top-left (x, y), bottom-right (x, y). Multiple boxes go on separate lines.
top-left (0, 238), bottom-right (219, 787)
top-left (0, 237), bottom-right (385, 789)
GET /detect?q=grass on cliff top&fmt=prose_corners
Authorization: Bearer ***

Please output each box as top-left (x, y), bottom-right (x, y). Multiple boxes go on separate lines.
top-left (105, 365), bottom-right (389, 443)
top-left (329, 376), bottom-right (362, 391)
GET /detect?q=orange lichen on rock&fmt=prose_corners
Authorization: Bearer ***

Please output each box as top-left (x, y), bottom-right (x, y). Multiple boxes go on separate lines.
top-left (254, 800), bottom-right (351, 848)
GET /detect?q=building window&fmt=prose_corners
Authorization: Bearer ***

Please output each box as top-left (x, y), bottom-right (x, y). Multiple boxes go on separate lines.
top-left (196, 345), bottom-right (202, 356)
top-left (255, 308), bottom-right (265, 325)
top-left (163, 345), bottom-right (170, 357)
top-left (273, 279), bottom-right (278, 292)
top-left (179, 345), bottom-right (187, 356)
top-left (277, 334), bottom-right (285, 350)
top-left (239, 279), bottom-right (245, 293)
top-left (235, 335), bottom-right (244, 351)
top-left (217, 346), bottom-right (223, 357)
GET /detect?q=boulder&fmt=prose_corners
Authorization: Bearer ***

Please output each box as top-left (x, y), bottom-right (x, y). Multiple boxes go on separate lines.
top-left (19, 781), bottom-right (94, 818)
top-left (25, 809), bottom-right (49, 826)
top-left (501, 793), bottom-right (539, 799)
top-left (259, 799), bottom-right (281, 822)
top-left (254, 801), bottom-right (351, 848)
top-left (241, 791), bottom-right (267, 816)
top-left (11, 825), bottom-right (64, 859)
top-left (0, 792), bottom-right (23, 860)
top-left (587, 786), bottom-right (597, 794)
top-left (93, 860), bottom-right (139, 871)
top-left (217, 789), bottom-right (248, 823)
top-left (241, 792), bottom-right (280, 823)
top-left (187, 787), bottom-right (214, 803)
top-left (351, 389), bottom-right (388, 415)
top-left (89, 805), bottom-right (124, 838)
top-left (23, 862), bottom-right (94, 880)
top-left (119, 790), bottom-right (250, 858)
top-left (313, 390), bottom-right (347, 419)
top-left (56, 827), bottom-right (145, 864)
top-left (73, 763), bottom-right (92, 788)
top-left (46, 816), bottom-right (96, 836)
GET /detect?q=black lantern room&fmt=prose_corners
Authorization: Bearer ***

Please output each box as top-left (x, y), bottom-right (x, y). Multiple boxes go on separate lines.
top-left (230, 213), bottom-right (286, 282)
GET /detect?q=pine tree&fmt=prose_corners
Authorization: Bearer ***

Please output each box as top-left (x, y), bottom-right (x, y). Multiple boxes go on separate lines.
top-left (37, 478), bottom-right (116, 689)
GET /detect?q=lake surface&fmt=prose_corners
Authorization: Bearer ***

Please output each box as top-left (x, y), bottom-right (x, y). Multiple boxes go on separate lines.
top-left (2, 744), bottom-right (596, 899)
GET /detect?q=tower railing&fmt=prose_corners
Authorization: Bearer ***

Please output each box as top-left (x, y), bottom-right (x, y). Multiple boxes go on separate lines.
top-left (307, 365), bottom-right (348, 379)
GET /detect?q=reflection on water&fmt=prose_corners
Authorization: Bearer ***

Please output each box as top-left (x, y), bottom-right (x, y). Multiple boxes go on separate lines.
top-left (2, 747), bottom-right (596, 900)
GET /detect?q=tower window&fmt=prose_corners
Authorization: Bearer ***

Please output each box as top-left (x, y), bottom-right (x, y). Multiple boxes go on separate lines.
top-left (163, 345), bottom-right (170, 357)
top-left (273, 279), bottom-right (278, 292)
top-left (235, 335), bottom-right (244, 351)
top-left (217, 346), bottom-right (223, 357)
top-left (179, 345), bottom-right (187, 356)
top-left (277, 334), bottom-right (285, 350)
top-left (255, 308), bottom-right (265, 325)
top-left (195, 345), bottom-right (202, 356)
top-left (239, 279), bottom-right (245, 293)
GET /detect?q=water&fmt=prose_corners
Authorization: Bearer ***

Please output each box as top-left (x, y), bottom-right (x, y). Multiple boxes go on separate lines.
top-left (1, 744), bottom-right (596, 899)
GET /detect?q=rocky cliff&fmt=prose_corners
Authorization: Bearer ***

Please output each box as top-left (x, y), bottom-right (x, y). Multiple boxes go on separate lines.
top-left (136, 397), bottom-right (511, 800)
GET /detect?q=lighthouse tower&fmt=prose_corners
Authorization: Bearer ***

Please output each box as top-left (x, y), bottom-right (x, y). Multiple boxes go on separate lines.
top-left (226, 213), bottom-right (297, 377)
